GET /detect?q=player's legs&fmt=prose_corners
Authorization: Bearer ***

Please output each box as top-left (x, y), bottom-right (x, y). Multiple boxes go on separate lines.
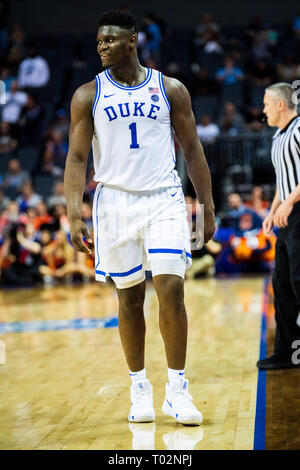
top-left (116, 279), bottom-right (155, 423)
top-left (152, 274), bottom-right (187, 369)
top-left (116, 280), bottom-right (146, 372)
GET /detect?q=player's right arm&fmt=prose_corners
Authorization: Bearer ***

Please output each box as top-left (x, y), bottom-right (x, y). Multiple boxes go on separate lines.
top-left (263, 188), bottom-right (281, 236)
top-left (64, 81), bottom-right (96, 255)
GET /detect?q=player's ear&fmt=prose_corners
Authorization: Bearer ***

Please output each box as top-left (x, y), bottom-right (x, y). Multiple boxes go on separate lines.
top-left (129, 32), bottom-right (138, 49)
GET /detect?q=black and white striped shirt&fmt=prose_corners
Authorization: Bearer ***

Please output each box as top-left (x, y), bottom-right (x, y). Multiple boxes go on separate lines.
top-left (271, 115), bottom-right (300, 202)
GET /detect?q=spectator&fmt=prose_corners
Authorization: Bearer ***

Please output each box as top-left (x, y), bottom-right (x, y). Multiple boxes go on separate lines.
top-left (8, 22), bottom-right (26, 57)
top-left (50, 108), bottom-right (69, 142)
top-left (38, 142), bottom-right (64, 178)
top-left (18, 45), bottom-right (50, 90)
top-left (250, 29), bottom-right (274, 61)
top-left (48, 129), bottom-right (68, 167)
top-left (0, 121), bottom-right (18, 153)
top-left (47, 181), bottom-right (66, 208)
top-left (218, 101), bottom-right (245, 135)
top-left (0, 187), bottom-right (9, 212)
top-left (34, 201), bottom-right (53, 231)
top-left (0, 64), bottom-right (16, 92)
top-left (244, 186), bottom-right (269, 218)
top-left (164, 62), bottom-right (188, 87)
top-left (1, 79), bottom-right (27, 124)
top-left (39, 229), bottom-right (76, 285)
top-left (1, 158), bottom-right (30, 190)
top-left (228, 210), bottom-right (275, 272)
top-left (293, 15), bottom-right (300, 39)
top-left (1, 221), bottom-right (43, 286)
top-left (216, 56), bottom-right (244, 84)
top-left (244, 103), bottom-right (266, 132)
top-left (141, 13), bottom-right (162, 63)
top-left (190, 66), bottom-right (218, 97)
top-left (249, 58), bottom-right (275, 86)
top-left (195, 12), bottom-right (220, 39)
top-left (81, 201), bottom-right (93, 231)
top-left (0, 200), bottom-right (20, 237)
top-left (202, 30), bottom-right (223, 55)
top-left (196, 115), bottom-right (220, 143)
top-left (226, 192), bottom-right (246, 220)
top-left (0, 0), bottom-right (9, 52)
top-left (16, 181), bottom-right (42, 212)
top-left (277, 55), bottom-right (300, 82)
top-left (18, 93), bottom-right (43, 145)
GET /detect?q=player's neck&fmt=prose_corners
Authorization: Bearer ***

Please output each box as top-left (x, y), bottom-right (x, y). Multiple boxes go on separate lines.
top-left (109, 58), bottom-right (145, 87)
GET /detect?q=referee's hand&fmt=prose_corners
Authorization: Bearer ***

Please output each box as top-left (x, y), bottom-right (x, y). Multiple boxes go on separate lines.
top-left (262, 213), bottom-right (274, 237)
top-left (273, 200), bottom-right (293, 228)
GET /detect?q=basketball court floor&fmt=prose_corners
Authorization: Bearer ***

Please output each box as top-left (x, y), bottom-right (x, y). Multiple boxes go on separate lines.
top-left (0, 276), bottom-right (299, 450)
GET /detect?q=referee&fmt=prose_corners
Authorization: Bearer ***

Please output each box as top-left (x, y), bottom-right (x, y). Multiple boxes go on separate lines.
top-left (257, 82), bottom-right (300, 369)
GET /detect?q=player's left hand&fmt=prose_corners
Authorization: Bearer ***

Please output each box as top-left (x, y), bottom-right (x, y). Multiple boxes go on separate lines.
top-left (203, 207), bottom-right (216, 244)
top-left (273, 200), bottom-right (293, 228)
top-left (194, 207), bottom-right (216, 249)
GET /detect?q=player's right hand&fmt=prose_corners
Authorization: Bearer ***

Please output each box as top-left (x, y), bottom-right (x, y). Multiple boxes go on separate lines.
top-left (70, 219), bottom-right (93, 255)
top-left (262, 213), bottom-right (274, 237)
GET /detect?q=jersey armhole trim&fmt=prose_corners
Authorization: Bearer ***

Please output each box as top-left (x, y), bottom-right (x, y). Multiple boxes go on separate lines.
top-left (92, 75), bottom-right (101, 117)
top-left (159, 72), bottom-right (171, 111)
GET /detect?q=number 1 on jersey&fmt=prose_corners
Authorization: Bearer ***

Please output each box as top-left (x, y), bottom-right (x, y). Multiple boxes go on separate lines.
top-left (129, 122), bottom-right (139, 149)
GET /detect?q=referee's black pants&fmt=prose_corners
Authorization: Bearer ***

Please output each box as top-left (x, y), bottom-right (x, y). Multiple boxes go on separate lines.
top-left (273, 201), bottom-right (300, 356)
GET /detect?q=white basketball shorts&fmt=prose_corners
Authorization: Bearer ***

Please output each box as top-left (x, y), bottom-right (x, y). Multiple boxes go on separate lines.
top-left (92, 184), bottom-right (192, 289)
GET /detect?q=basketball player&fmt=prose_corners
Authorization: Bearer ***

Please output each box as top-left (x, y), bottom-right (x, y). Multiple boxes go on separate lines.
top-left (64, 10), bottom-right (215, 424)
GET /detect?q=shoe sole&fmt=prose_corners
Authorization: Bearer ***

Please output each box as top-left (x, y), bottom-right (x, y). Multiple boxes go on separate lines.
top-left (162, 401), bottom-right (203, 426)
top-left (128, 411), bottom-right (155, 423)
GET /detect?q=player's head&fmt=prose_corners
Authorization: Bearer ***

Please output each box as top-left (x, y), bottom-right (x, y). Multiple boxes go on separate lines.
top-left (263, 82), bottom-right (297, 127)
top-left (97, 9), bottom-right (138, 68)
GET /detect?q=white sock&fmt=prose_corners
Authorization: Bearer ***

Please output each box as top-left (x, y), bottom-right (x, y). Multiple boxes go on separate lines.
top-left (129, 368), bottom-right (146, 384)
top-left (168, 368), bottom-right (185, 384)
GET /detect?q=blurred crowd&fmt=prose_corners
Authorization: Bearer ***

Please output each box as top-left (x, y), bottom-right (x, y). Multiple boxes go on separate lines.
top-left (0, 1), bottom-right (298, 286)
top-left (185, 185), bottom-right (276, 278)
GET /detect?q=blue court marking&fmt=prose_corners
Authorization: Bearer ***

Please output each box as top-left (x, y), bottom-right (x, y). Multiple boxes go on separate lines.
top-left (253, 277), bottom-right (268, 450)
top-left (148, 248), bottom-right (192, 258)
top-left (0, 316), bottom-right (118, 334)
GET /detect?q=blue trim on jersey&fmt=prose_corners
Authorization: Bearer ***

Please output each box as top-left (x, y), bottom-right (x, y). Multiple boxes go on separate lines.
top-left (95, 184), bottom-right (102, 269)
top-left (148, 248), bottom-right (192, 258)
top-left (159, 72), bottom-right (171, 111)
top-left (92, 75), bottom-right (101, 117)
top-left (109, 264), bottom-right (143, 277)
top-left (105, 68), bottom-right (152, 91)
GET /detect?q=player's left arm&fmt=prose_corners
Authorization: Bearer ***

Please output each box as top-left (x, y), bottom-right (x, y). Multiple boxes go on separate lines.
top-left (163, 76), bottom-right (215, 243)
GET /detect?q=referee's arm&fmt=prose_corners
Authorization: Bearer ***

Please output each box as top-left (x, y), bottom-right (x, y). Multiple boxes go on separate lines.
top-left (273, 183), bottom-right (300, 228)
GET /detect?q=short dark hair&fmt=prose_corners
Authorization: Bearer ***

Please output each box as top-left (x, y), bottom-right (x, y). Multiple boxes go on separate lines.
top-left (98, 9), bottom-right (138, 33)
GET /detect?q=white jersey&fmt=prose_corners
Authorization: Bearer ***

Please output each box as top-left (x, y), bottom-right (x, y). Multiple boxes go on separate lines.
top-left (91, 67), bottom-right (181, 191)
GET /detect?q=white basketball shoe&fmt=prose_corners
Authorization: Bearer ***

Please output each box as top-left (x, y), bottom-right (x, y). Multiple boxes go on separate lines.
top-left (128, 379), bottom-right (155, 423)
top-left (162, 379), bottom-right (203, 425)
